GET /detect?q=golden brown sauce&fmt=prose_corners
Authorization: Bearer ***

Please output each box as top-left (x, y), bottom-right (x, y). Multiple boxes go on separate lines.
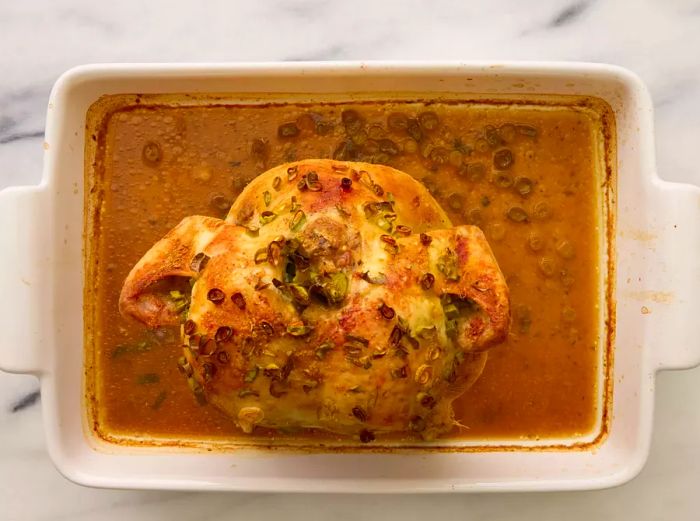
top-left (86, 95), bottom-right (611, 446)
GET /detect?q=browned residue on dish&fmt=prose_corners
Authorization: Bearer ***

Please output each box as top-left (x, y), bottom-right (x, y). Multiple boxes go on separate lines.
top-left (624, 290), bottom-right (674, 304)
top-left (598, 101), bottom-right (617, 452)
top-left (623, 229), bottom-right (657, 242)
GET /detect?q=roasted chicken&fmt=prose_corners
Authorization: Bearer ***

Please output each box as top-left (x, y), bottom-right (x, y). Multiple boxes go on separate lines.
top-left (120, 159), bottom-right (510, 441)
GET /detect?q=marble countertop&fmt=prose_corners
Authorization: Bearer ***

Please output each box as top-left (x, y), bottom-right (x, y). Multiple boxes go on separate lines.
top-left (1, 0), bottom-right (699, 519)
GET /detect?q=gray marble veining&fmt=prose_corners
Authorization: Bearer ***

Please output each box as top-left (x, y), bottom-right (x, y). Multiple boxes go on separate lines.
top-left (1, 0), bottom-right (699, 519)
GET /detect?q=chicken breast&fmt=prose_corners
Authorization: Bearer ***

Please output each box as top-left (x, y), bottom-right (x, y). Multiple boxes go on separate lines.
top-left (120, 159), bottom-right (510, 441)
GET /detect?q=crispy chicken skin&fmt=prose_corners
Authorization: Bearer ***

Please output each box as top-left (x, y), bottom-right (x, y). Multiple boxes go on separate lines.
top-left (120, 160), bottom-right (510, 441)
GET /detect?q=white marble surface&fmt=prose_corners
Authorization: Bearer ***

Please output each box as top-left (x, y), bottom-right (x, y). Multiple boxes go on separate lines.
top-left (1, 0), bottom-right (699, 519)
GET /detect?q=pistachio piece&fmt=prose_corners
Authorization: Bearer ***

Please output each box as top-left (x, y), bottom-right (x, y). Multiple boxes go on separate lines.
top-left (237, 406), bottom-right (264, 433)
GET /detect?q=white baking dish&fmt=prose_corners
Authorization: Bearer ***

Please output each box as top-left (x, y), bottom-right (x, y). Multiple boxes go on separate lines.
top-left (0, 62), bottom-right (698, 492)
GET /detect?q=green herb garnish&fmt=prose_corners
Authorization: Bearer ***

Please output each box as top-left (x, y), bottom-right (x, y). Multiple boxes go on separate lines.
top-left (244, 366), bottom-right (259, 383)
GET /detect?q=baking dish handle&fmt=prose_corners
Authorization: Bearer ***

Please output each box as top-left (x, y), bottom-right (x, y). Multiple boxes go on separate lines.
top-left (0, 186), bottom-right (48, 375)
top-left (649, 179), bottom-right (700, 371)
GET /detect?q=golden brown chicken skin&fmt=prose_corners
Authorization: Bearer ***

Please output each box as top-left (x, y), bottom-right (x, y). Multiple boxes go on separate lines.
top-left (120, 159), bottom-right (510, 441)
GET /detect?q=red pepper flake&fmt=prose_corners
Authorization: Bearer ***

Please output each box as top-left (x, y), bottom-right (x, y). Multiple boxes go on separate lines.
top-left (341, 177), bottom-right (352, 191)
top-left (215, 326), bottom-right (233, 343)
top-left (359, 429), bottom-right (375, 443)
top-left (216, 350), bottom-right (230, 364)
top-left (380, 234), bottom-right (396, 246)
top-left (305, 171), bottom-right (322, 191)
top-left (389, 325), bottom-right (403, 347)
top-left (259, 320), bottom-right (274, 336)
top-left (379, 302), bottom-right (395, 320)
top-left (207, 288), bottom-right (225, 304)
top-left (420, 273), bottom-right (435, 290)
top-left (190, 252), bottom-right (210, 272)
top-left (395, 225), bottom-right (412, 236)
top-left (184, 319), bottom-right (196, 336)
top-left (352, 406), bottom-right (368, 422)
top-left (231, 292), bottom-right (246, 310)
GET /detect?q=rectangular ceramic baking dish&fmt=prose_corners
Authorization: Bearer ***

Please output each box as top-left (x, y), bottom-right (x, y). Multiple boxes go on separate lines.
top-left (0, 62), bottom-right (698, 493)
